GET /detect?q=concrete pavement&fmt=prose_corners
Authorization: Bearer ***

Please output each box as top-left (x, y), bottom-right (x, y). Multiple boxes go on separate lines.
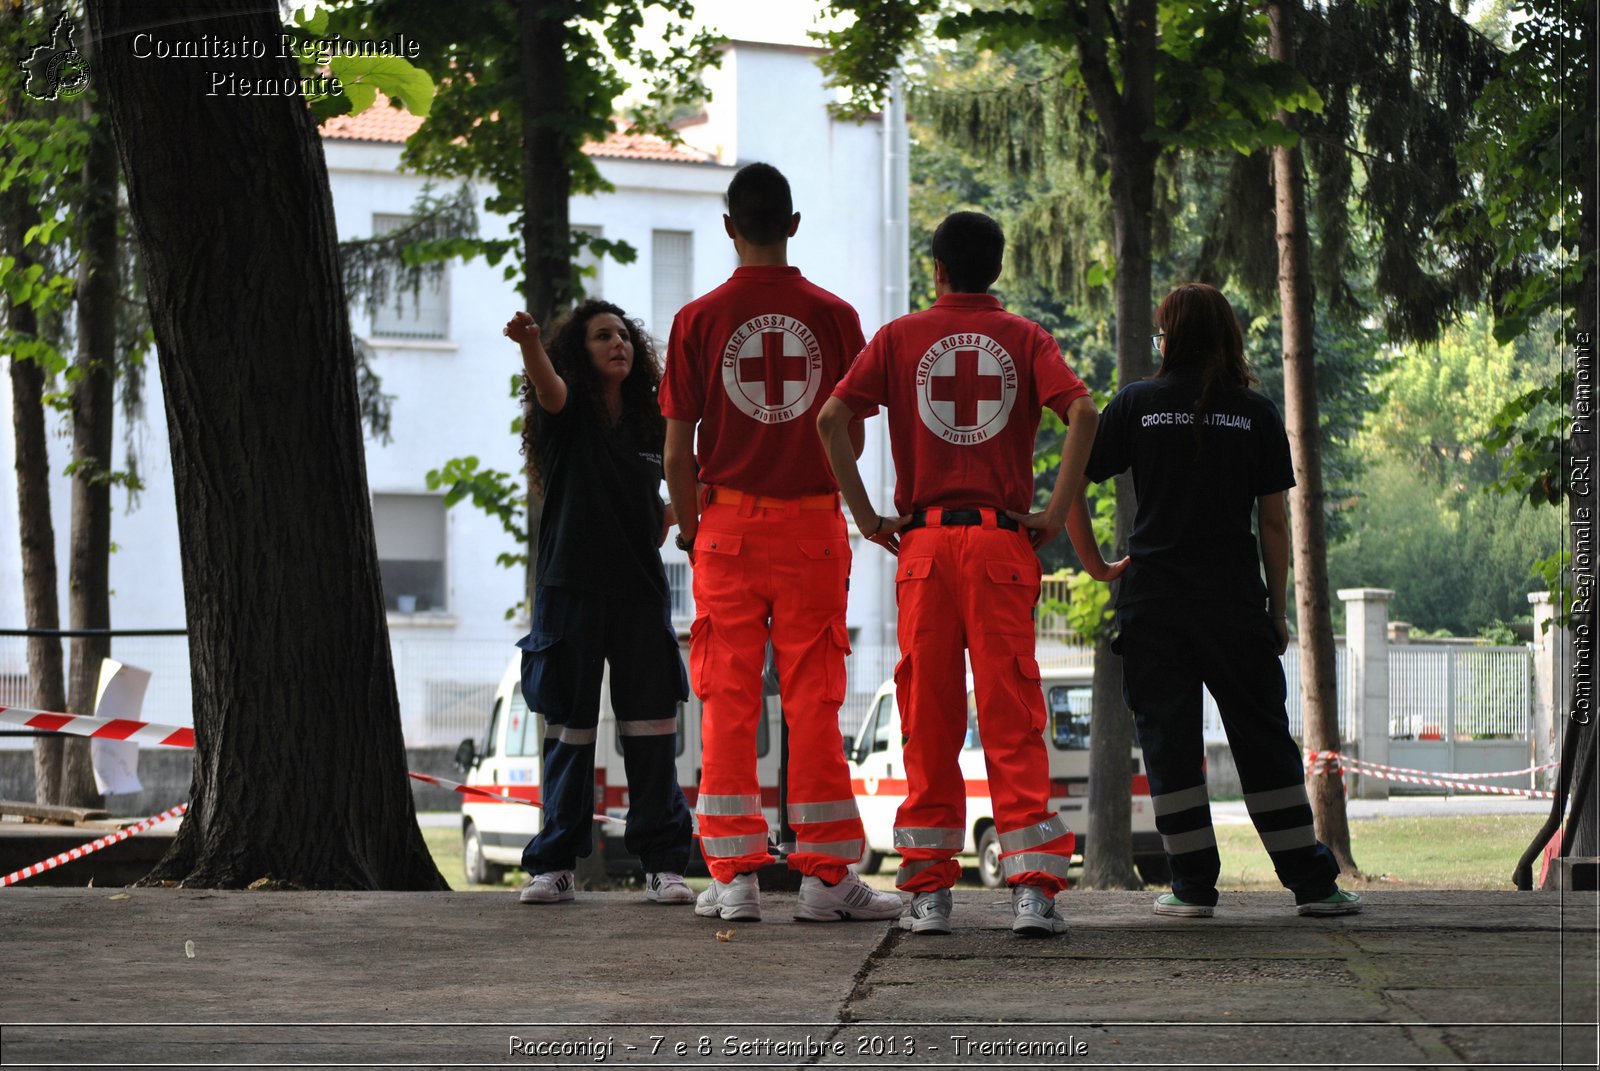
top-left (1, 886), bottom-right (1594, 1069)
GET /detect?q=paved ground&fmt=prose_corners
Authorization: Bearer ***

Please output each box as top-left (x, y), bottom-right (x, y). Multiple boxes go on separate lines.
top-left (1, 886), bottom-right (1594, 1069)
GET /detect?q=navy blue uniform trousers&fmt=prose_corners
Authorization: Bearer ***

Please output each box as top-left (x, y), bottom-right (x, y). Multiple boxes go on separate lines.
top-left (1117, 600), bottom-right (1340, 906)
top-left (517, 585), bottom-right (693, 876)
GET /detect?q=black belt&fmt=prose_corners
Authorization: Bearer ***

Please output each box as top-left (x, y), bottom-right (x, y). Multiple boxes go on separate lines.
top-left (902, 509), bottom-right (1020, 532)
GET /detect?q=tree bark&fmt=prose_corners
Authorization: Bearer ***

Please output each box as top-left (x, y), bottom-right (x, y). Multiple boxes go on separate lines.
top-left (1078, 0), bottom-right (1157, 890)
top-left (4, 0), bottom-right (68, 806)
top-left (1564, 0), bottom-right (1598, 859)
top-left (517, 2), bottom-right (599, 886)
top-left (88, 0), bottom-right (445, 889)
top-left (1270, 0), bottom-right (1357, 875)
top-left (63, 18), bottom-right (120, 810)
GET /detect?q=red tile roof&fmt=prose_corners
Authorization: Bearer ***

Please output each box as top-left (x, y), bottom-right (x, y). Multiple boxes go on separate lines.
top-left (320, 98), bottom-right (713, 164)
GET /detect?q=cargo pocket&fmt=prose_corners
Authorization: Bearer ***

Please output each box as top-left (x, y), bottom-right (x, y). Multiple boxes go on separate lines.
top-left (817, 619), bottom-right (852, 704)
top-left (797, 537), bottom-right (851, 612)
top-left (1013, 654), bottom-right (1046, 736)
top-left (515, 631), bottom-right (565, 713)
top-left (687, 613), bottom-right (714, 700)
top-left (894, 555), bottom-right (934, 611)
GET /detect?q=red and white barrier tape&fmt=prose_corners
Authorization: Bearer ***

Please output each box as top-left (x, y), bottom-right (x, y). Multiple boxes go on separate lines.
top-left (1303, 749), bottom-right (1556, 798)
top-left (1, 803), bottom-right (188, 888)
top-left (3, 704), bottom-right (621, 824)
top-left (407, 771), bottom-right (619, 825)
top-left (1305, 750), bottom-right (1559, 781)
top-left (0, 706), bottom-right (193, 748)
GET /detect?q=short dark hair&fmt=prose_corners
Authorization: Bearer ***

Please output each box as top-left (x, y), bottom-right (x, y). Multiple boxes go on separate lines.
top-left (725, 163), bottom-right (793, 245)
top-left (931, 211), bottom-right (1004, 293)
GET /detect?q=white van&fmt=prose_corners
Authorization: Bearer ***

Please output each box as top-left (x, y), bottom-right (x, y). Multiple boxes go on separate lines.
top-left (453, 648), bottom-right (785, 884)
top-left (846, 666), bottom-right (1169, 886)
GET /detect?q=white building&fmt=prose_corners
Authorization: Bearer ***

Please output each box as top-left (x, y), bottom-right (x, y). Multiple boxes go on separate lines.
top-left (0, 41), bottom-right (908, 746)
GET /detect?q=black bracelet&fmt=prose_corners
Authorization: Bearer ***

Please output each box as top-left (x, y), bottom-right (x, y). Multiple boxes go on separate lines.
top-left (675, 532), bottom-right (694, 552)
top-left (870, 515), bottom-right (884, 538)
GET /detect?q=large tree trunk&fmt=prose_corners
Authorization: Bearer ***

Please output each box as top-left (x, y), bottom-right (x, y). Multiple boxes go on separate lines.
top-left (4, 1), bottom-right (68, 806)
top-left (1564, 0), bottom-right (1598, 860)
top-left (1079, 0), bottom-right (1157, 890)
top-left (517, 3), bottom-right (598, 886)
top-left (89, 0), bottom-right (444, 889)
top-left (1270, 0), bottom-right (1357, 875)
top-left (63, 19), bottom-right (120, 811)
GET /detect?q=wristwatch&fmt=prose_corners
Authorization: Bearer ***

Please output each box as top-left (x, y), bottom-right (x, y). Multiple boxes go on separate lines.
top-left (675, 533), bottom-right (694, 553)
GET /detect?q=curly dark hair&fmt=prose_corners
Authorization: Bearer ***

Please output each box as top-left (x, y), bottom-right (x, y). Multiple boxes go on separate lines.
top-left (520, 299), bottom-right (665, 494)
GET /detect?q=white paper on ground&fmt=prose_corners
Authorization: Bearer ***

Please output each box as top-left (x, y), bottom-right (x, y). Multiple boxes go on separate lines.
top-left (90, 660), bottom-right (152, 796)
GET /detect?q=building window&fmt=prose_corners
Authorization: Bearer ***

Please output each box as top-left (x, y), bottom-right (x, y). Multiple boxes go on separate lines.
top-left (373, 492), bottom-right (447, 612)
top-left (574, 224), bottom-right (604, 300)
top-left (370, 213), bottom-right (450, 340)
top-left (651, 229), bottom-right (693, 342)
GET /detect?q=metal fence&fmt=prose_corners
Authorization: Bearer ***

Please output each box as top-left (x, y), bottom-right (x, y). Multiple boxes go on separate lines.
top-left (1388, 645), bottom-right (1531, 739)
top-left (1, 631), bottom-right (1528, 752)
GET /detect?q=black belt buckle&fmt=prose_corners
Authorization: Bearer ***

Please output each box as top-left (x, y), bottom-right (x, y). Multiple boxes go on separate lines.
top-left (905, 509), bottom-right (1019, 532)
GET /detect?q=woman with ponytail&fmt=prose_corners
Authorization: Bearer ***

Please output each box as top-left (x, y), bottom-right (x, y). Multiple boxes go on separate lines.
top-left (1084, 283), bottom-right (1359, 919)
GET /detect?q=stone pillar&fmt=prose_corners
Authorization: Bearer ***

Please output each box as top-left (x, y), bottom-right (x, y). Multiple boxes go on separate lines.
top-left (1339, 588), bottom-right (1394, 800)
top-left (1528, 592), bottom-right (1569, 792)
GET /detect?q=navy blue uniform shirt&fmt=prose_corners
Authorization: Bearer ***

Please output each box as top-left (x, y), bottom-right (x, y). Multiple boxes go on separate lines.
top-left (1085, 372), bottom-right (1295, 608)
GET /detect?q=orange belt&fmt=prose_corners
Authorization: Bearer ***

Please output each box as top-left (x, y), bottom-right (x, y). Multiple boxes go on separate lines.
top-left (703, 486), bottom-right (840, 511)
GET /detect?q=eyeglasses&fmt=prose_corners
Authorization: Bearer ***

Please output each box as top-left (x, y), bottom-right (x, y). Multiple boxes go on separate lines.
top-left (1150, 332), bottom-right (1164, 355)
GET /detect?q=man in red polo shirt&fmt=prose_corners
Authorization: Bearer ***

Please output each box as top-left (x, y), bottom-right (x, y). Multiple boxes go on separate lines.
top-left (818, 211), bottom-right (1125, 937)
top-left (661, 162), bottom-right (903, 924)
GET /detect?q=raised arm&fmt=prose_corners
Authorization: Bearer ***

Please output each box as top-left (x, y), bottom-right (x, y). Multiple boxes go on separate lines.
top-left (504, 311), bottom-right (567, 414)
top-left (1257, 491), bottom-right (1291, 655)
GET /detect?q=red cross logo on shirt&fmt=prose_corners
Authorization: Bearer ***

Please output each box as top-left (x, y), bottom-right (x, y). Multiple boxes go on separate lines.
top-left (928, 348), bottom-right (1004, 428)
top-left (738, 331), bottom-right (809, 406)
top-left (721, 316), bottom-right (823, 425)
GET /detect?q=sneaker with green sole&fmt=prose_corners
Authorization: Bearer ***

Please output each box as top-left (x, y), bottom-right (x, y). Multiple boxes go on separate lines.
top-left (1296, 889), bottom-right (1362, 916)
top-left (1153, 893), bottom-right (1214, 918)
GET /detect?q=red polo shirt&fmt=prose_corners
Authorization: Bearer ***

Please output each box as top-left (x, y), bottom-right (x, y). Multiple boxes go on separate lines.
top-left (832, 292), bottom-right (1089, 516)
top-left (659, 265), bottom-right (868, 498)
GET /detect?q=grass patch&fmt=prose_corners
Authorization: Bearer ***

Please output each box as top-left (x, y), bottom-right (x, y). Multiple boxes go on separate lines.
top-left (1214, 814), bottom-right (1548, 891)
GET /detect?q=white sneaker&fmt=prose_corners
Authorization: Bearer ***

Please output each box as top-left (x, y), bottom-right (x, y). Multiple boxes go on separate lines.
top-left (795, 873), bottom-right (905, 922)
top-left (644, 872), bottom-right (695, 905)
top-left (898, 889), bottom-right (953, 935)
top-left (1011, 884), bottom-right (1067, 937)
top-left (694, 872), bottom-right (761, 921)
top-left (518, 869), bottom-right (575, 904)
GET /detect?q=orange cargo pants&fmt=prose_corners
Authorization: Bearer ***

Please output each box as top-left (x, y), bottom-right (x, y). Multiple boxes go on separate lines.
top-left (891, 509), bottom-right (1075, 894)
top-left (688, 488), bottom-right (866, 884)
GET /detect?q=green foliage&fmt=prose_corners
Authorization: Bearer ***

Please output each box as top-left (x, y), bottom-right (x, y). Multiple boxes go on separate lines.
top-left (424, 456), bottom-right (527, 575)
top-left (1440, 0), bottom-right (1592, 344)
top-left (1327, 314), bottom-right (1563, 634)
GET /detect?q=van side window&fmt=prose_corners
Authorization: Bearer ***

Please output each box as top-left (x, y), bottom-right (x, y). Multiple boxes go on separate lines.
top-left (483, 699), bottom-right (503, 759)
top-left (866, 696), bottom-right (892, 755)
top-left (506, 689), bottom-right (534, 757)
top-left (963, 690), bottom-right (982, 751)
top-left (1049, 685), bottom-right (1092, 750)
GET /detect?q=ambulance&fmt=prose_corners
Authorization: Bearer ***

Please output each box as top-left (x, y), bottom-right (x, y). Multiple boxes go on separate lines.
top-left (846, 666), bottom-right (1170, 886)
top-left (453, 648), bottom-right (785, 884)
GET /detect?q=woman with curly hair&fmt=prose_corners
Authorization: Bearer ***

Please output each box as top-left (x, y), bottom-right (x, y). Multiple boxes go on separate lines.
top-left (504, 300), bottom-right (694, 907)
top-left (1084, 282), bottom-right (1359, 919)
